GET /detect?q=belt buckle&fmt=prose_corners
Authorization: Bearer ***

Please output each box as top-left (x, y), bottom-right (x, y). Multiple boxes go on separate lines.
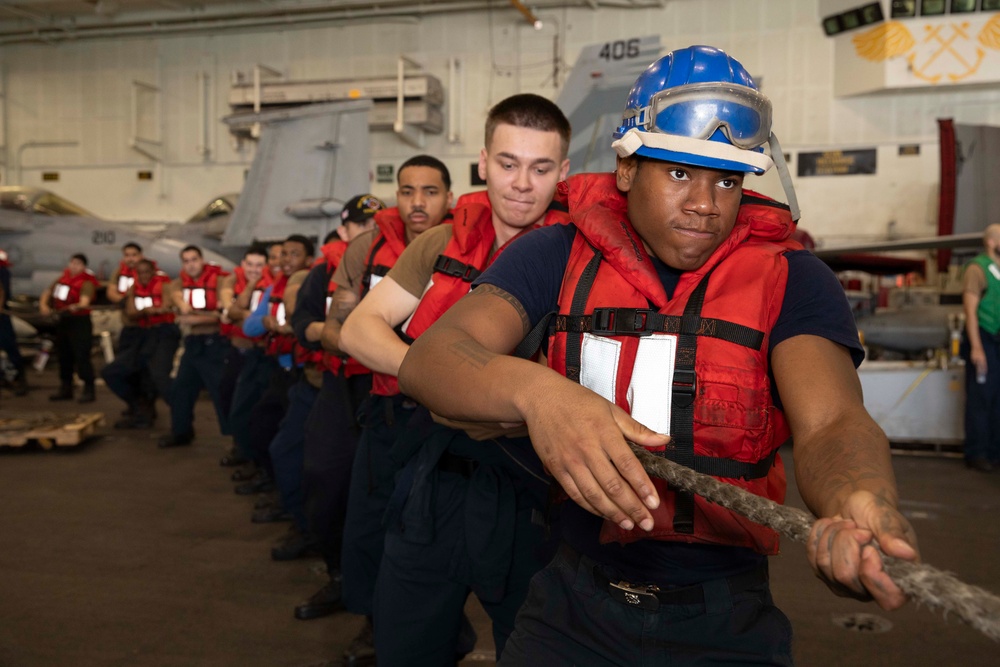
top-left (609, 580), bottom-right (660, 611)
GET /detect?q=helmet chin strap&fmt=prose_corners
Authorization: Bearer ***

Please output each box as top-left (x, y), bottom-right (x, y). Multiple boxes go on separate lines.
top-left (767, 133), bottom-right (801, 223)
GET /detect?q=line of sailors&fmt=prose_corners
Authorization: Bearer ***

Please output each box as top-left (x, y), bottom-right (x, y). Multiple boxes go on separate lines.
top-left (26, 93), bottom-right (572, 666)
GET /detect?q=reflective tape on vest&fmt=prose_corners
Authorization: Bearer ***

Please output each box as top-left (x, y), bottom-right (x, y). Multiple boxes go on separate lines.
top-left (117, 275), bottom-right (134, 293)
top-left (53, 284), bottom-right (70, 301)
top-left (135, 296), bottom-right (154, 311)
top-left (580, 332), bottom-right (677, 435)
top-left (250, 289), bottom-right (264, 311)
top-left (275, 303), bottom-right (286, 326)
top-left (184, 288), bottom-right (208, 310)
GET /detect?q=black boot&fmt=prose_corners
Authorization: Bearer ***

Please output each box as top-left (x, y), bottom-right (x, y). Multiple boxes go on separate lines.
top-left (294, 573), bottom-right (343, 620)
top-left (77, 385), bottom-right (96, 404)
top-left (343, 617), bottom-right (375, 666)
top-left (49, 384), bottom-right (73, 401)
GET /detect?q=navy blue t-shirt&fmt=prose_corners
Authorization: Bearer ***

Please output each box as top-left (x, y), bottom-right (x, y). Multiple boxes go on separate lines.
top-left (474, 223), bottom-right (864, 586)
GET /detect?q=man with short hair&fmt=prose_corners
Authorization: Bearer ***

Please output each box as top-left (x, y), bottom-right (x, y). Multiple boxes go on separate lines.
top-left (106, 242), bottom-right (146, 305)
top-left (291, 165), bottom-right (452, 626)
top-left (236, 234), bottom-right (314, 500)
top-left (158, 245), bottom-right (230, 448)
top-left (40, 253), bottom-right (100, 403)
top-left (259, 204), bottom-right (386, 565)
top-left (961, 223), bottom-right (1000, 471)
top-left (339, 95), bottom-right (571, 665)
top-left (399, 46), bottom-right (920, 665)
top-left (217, 244), bottom-right (273, 468)
top-left (102, 259), bottom-right (179, 428)
top-left (106, 242), bottom-right (154, 418)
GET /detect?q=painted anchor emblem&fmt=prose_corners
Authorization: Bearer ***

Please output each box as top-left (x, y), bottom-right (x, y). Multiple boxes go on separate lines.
top-left (852, 15), bottom-right (1000, 85)
top-left (907, 23), bottom-right (984, 83)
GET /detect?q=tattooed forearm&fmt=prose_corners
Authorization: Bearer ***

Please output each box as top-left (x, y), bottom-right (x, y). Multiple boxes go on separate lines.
top-left (448, 338), bottom-right (495, 370)
top-left (795, 422), bottom-right (899, 515)
top-left (469, 284), bottom-right (531, 335)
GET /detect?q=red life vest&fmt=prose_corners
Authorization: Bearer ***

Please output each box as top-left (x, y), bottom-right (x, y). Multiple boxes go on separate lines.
top-left (361, 207), bottom-right (410, 299)
top-left (266, 273), bottom-right (295, 356)
top-left (132, 273), bottom-right (175, 327)
top-left (547, 173), bottom-right (798, 555)
top-left (360, 209), bottom-right (412, 393)
top-left (181, 264), bottom-right (226, 312)
top-left (0, 248), bottom-right (9, 268)
top-left (52, 268), bottom-right (100, 315)
top-left (114, 259), bottom-right (158, 296)
top-left (313, 239), bottom-right (348, 270)
top-left (222, 266), bottom-right (272, 341)
top-left (370, 191), bottom-right (569, 396)
top-left (302, 240), bottom-right (370, 377)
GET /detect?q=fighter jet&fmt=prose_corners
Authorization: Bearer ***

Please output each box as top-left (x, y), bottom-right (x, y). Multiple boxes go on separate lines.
top-left (0, 186), bottom-right (236, 298)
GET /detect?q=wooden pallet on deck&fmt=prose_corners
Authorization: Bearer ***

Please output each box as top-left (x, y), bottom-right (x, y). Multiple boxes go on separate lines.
top-left (0, 412), bottom-right (105, 449)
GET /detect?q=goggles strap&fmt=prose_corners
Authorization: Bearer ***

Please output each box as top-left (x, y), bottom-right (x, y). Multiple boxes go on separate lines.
top-left (768, 133), bottom-right (800, 222)
top-left (612, 128), bottom-right (774, 173)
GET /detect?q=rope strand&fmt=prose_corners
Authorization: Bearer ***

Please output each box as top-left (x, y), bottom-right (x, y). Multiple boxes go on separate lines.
top-left (628, 443), bottom-right (1000, 641)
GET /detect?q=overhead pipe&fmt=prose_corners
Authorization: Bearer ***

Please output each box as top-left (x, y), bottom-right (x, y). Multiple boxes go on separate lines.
top-left (0, 1), bottom-right (662, 45)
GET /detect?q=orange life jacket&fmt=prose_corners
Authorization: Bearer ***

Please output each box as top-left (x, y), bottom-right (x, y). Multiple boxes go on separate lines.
top-left (266, 273), bottom-right (295, 356)
top-left (547, 172), bottom-right (798, 555)
top-left (132, 273), bottom-right (175, 327)
top-left (370, 191), bottom-right (569, 396)
top-left (180, 264), bottom-right (226, 312)
top-left (52, 268), bottom-right (100, 315)
top-left (222, 266), bottom-right (272, 341)
top-left (114, 259), bottom-right (158, 296)
top-left (363, 208), bottom-right (416, 394)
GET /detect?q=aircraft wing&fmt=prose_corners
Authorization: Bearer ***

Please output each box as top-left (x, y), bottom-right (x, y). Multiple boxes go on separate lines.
top-left (557, 35), bottom-right (662, 174)
top-left (221, 99), bottom-right (373, 247)
top-left (813, 232), bottom-right (983, 258)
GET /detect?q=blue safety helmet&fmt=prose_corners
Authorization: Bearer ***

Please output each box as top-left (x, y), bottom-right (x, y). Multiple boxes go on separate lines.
top-left (611, 45), bottom-right (775, 175)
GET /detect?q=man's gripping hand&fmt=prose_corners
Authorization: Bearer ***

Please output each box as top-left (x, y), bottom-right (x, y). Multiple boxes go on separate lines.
top-left (519, 377), bottom-right (667, 533)
top-left (807, 489), bottom-right (919, 611)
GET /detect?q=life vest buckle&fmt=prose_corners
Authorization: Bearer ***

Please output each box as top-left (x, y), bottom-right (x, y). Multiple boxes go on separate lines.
top-left (591, 308), bottom-right (655, 336)
top-left (672, 369), bottom-right (697, 407)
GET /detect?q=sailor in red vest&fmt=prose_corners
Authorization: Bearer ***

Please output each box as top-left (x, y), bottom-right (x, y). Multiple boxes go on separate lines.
top-left (40, 253), bottom-right (101, 402)
top-left (216, 244), bottom-right (273, 468)
top-left (101, 259), bottom-right (180, 428)
top-left (105, 242), bottom-right (157, 419)
top-left (338, 96), bottom-right (570, 665)
top-left (399, 46), bottom-right (921, 664)
top-left (158, 244), bottom-right (231, 448)
top-left (235, 234), bottom-right (314, 496)
top-left (315, 162), bottom-right (451, 659)
top-left (291, 178), bottom-right (447, 629)
top-left (0, 247), bottom-right (28, 396)
top-left (261, 196), bottom-right (388, 587)
top-left (105, 242), bottom-right (147, 305)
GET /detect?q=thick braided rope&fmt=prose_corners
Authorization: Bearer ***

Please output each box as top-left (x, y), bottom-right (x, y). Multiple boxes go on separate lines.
top-left (628, 443), bottom-right (1000, 641)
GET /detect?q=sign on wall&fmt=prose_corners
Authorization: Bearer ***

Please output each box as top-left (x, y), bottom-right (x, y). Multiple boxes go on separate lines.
top-left (797, 149), bottom-right (877, 177)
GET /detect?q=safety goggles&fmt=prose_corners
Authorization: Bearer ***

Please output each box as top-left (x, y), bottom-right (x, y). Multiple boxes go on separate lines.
top-left (623, 82), bottom-right (772, 150)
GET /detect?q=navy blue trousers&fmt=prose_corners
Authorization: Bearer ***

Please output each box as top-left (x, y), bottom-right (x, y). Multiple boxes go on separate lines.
top-left (304, 371), bottom-right (371, 574)
top-left (0, 314), bottom-right (23, 370)
top-left (340, 394), bottom-right (416, 616)
top-left (101, 324), bottom-right (178, 408)
top-left (373, 466), bottom-right (546, 666)
top-left (55, 314), bottom-right (94, 387)
top-left (269, 377), bottom-right (320, 532)
top-left (168, 334), bottom-right (230, 438)
top-left (499, 545), bottom-right (793, 667)
top-left (963, 328), bottom-right (1000, 464)
top-left (228, 349), bottom-right (276, 461)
